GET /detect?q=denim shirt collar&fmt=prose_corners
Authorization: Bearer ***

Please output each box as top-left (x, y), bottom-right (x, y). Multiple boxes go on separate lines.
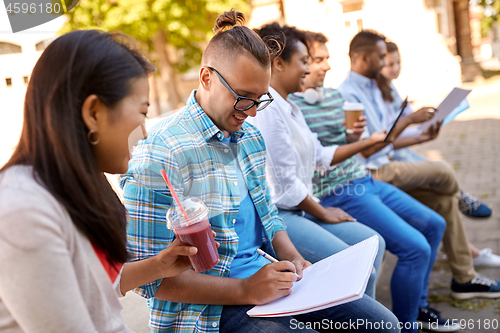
top-left (348, 70), bottom-right (376, 90)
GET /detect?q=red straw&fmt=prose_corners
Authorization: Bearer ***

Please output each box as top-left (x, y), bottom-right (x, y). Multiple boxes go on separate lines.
top-left (160, 169), bottom-right (190, 223)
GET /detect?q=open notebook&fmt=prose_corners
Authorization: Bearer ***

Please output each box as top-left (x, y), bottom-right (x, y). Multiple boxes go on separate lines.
top-left (419, 87), bottom-right (471, 132)
top-left (247, 235), bottom-right (379, 317)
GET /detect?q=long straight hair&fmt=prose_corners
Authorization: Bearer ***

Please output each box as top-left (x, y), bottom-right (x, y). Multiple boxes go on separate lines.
top-left (1, 30), bottom-right (155, 264)
top-left (376, 41), bottom-right (399, 103)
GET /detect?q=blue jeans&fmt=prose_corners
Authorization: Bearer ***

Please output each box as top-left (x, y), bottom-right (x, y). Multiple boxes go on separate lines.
top-left (320, 175), bottom-right (446, 333)
top-left (219, 295), bottom-right (400, 332)
top-left (279, 209), bottom-right (385, 299)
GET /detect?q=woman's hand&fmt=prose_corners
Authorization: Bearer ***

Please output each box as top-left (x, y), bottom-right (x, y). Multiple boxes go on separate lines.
top-left (409, 107), bottom-right (435, 124)
top-left (155, 238), bottom-right (197, 278)
top-left (418, 122), bottom-right (442, 143)
top-left (368, 130), bottom-right (388, 144)
top-left (321, 207), bottom-right (356, 224)
top-left (156, 233), bottom-right (220, 278)
top-left (120, 232), bottom-right (219, 295)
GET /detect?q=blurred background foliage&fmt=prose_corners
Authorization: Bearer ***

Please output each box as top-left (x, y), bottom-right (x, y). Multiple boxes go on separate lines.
top-left (477, 0), bottom-right (500, 37)
top-left (62, 0), bottom-right (250, 108)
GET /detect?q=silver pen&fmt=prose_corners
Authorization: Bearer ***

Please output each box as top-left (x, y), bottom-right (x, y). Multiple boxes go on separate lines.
top-left (256, 249), bottom-right (300, 278)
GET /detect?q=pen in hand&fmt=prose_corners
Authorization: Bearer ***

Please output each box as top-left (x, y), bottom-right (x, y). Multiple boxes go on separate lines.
top-left (256, 249), bottom-right (301, 278)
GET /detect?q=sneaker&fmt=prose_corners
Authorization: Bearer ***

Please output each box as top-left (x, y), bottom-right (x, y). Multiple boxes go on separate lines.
top-left (459, 190), bottom-right (492, 219)
top-left (435, 251), bottom-right (448, 262)
top-left (417, 306), bottom-right (461, 332)
top-left (473, 248), bottom-right (500, 267)
top-left (451, 274), bottom-right (500, 299)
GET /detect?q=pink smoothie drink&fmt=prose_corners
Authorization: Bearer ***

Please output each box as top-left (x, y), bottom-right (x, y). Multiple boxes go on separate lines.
top-left (167, 198), bottom-right (219, 272)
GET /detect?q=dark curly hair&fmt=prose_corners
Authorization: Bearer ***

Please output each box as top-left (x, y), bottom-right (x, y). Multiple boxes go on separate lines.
top-left (254, 22), bottom-right (308, 63)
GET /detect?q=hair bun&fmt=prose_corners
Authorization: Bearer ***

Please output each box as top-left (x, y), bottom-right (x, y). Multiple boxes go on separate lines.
top-left (213, 9), bottom-right (245, 35)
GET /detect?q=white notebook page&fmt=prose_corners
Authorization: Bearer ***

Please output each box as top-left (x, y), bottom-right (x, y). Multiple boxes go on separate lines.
top-left (247, 235), bottom-right (379, 317)
top-left (419, 87), bottom-right (471, 132)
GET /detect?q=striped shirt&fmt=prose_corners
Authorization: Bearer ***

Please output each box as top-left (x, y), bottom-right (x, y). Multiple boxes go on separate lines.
top-left (120, 90), bottom-right (284, 332)
top-left (289, 88), bottom-right (367, 197)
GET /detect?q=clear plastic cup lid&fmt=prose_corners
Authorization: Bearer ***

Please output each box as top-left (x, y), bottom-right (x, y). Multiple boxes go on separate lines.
top-left (166, 197), bottom-right (208, 229)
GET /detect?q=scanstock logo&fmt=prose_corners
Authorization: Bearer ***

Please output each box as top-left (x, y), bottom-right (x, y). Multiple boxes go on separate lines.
top-left (4, 0), bottom-right (79, 33)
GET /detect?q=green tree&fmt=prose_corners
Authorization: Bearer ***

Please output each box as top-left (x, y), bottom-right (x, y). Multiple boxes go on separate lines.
top-left (62, 0), bottom-right (249, 111)
top-left (476, 0), bottom-right (500, 37)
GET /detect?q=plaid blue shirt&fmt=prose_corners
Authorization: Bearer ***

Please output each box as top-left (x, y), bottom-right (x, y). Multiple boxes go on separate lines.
top-left (120, 90), bottom-right (285, 332)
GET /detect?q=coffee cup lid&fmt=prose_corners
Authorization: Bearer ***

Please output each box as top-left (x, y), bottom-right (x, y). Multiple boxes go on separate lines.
top-left (343, 101), bottom-right (365, 111)
top-left (166, 197), bottom-right (208, 229)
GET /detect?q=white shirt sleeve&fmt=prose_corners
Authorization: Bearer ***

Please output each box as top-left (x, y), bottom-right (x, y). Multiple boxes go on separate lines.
top-left (114, 266), bottom-right (125, 298)
top-left (311, 131), bottom-right (338, 170)
top-left (249, 109), bottom-right (309, 209)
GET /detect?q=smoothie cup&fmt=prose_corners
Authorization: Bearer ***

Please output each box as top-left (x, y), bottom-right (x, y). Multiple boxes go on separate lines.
top-left (166, 198), bottom-right (219, 272)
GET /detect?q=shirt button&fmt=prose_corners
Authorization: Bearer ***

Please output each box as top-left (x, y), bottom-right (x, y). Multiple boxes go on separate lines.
top-left (217, 133), bottom-right (222, 138)
top-left (212, 322), bottom-right (218, 328)
top-left (233, 181), bottom-right (238, 186)
top-left (224, 149), bottom-right (229, 153)
top-left (232, 219), bottom-right (236, 224)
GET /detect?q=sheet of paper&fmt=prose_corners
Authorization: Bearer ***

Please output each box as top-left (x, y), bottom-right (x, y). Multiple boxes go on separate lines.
top-left (246, 235), bottom-right (379, 317)
top-left (419, 87), bottom-right (471, 132)
top-left (442, 98), bottom-right (469, 125)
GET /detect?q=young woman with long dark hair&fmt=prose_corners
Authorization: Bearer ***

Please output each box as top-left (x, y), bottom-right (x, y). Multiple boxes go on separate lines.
top-left (0, 30), bottom-right (198, 332)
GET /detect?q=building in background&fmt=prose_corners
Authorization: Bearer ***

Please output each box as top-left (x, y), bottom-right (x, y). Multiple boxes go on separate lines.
top-left (0, 31), bottom-right (57, 166)
top-left (249, 0), bottom-right (480, 102)
top-left (0, 34), bottom-right (53, 107)
top-left (0, 1), bottom-right (484, 129)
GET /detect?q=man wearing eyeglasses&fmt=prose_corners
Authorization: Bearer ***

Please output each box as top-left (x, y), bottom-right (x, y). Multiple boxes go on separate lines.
top-left (120, 11), bottom-right (400, 333)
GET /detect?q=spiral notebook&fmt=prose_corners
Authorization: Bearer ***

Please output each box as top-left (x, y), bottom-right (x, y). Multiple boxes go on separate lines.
top-left (247, 235), bottom-right (379, 317)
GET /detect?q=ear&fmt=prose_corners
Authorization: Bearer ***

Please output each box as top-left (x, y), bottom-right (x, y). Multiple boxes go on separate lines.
top-left (360, 51), bottom-right (370, 65)
top-left (272, 56), bottom-right (286, 73)
top-left (199, 67), bottom-right (212, 91)
top-left (81, 94), bottom-right (106, 132)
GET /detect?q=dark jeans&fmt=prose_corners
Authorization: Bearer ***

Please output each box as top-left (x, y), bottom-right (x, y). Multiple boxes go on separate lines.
top-left (219, 295), bottom-right (400, 333)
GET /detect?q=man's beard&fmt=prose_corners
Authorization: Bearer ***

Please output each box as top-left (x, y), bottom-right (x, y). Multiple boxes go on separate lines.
top-left (366, 67), bottom-right (380, 79)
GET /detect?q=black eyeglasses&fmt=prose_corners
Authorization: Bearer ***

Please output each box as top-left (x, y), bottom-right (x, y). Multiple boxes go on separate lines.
top-left (207, 66), bottom-right (274, 111)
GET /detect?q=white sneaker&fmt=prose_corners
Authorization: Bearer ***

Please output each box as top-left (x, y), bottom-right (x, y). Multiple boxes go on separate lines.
top-left (436, 250), bottom-right (448, 262)
top-left (473, 248), bottom-right (500, 267)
